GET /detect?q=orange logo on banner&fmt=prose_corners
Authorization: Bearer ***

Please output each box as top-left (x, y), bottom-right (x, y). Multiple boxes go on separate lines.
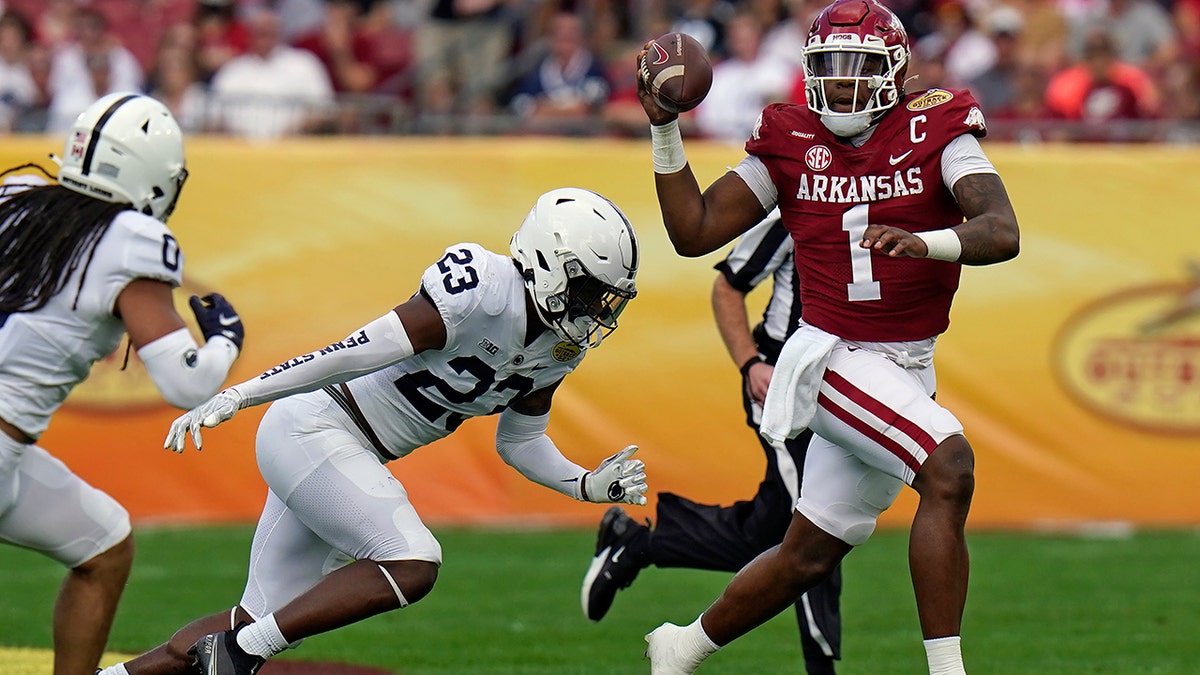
top-left (1053, 269), bottom-right (1200, 434)
top-left (65, 344), bottom-right (164, 411)
top-left (65, 277), bottom-right (215, 412)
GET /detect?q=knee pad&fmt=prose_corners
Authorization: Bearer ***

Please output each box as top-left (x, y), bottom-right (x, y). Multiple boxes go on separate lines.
top-left (798, 471), bottom-right (903, 546)
top-left (797, 500), bottom-right (878, 546)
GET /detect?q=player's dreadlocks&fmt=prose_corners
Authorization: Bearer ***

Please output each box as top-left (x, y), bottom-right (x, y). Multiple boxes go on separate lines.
top-left (0, 164), bottom-right (132, 313)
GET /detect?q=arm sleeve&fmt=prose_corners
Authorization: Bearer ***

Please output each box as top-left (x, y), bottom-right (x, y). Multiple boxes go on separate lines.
top-left (941, 133), bottom-right (998, 192)
top-left (137, 328), bottom-right (238, 409)
top-left (494, 409), bottom-right (588, 500)
top-left (731, 154), bottom-right (778, 211)
top-left (232, 311), bottom-right (415, 407)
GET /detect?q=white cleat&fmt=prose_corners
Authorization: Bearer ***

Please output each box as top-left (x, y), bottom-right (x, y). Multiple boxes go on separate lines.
top-left (645, 623), bottom-right (706, 674)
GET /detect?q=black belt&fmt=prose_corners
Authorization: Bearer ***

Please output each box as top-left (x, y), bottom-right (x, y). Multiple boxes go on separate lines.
top-left (323, 383), bottom-right (396, 459)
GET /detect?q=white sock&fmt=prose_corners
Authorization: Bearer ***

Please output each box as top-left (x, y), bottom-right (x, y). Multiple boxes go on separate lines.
top-left (683, 615), bottom-right (720, 658)
top-left (97, 665), bottom-right (130, 675)
top-left (236, 613), bottom-right (289, 658)
top-left (923, 635), bottom-right (966, 675)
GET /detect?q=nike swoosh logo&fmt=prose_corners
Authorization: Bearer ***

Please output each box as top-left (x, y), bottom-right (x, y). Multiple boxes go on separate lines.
top-left (888, 150), bottom-right (913, 165)
top-left (218, 313), bottom-right (240, 326)
top-left (651, 42), bottom-right (670, 66)
top-left (611, 545), bottom-right (625, 563)
top-left (531, 363), bottom-right (548, 370)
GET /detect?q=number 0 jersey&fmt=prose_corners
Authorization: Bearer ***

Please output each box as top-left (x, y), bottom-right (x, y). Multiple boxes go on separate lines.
top-left (0, 181), bottom-right (184, 438)
top-left (745, 88), bottom-right (988, 342)
top-left (336, 243), bottom-right (586, 460)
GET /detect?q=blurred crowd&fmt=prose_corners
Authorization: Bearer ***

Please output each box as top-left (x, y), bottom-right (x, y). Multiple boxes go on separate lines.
top-left (0, 0), bottom-right (1196, 141)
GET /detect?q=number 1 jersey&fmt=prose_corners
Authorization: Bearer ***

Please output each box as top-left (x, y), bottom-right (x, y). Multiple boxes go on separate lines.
top-left (746, 88), bottom-right (987, 342)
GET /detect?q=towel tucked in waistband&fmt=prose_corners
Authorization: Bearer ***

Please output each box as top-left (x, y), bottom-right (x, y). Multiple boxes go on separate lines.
top-left (759, 323), bottom-right (840, 445)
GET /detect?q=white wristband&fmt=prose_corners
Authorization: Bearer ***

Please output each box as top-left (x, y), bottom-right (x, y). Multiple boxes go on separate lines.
top-left (915, 229), bottom-right (962, 262)
top-left (650, 120), bottom-right (687, 174)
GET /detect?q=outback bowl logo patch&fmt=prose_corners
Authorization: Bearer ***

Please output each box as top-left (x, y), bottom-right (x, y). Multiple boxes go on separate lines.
top-left (907, 89), bottom-right (954, 111)
top-left (805, 145), bottom-right (832, 172)
top-left (1052, 277), bottom-right (1200, 433)
top-left (552, 341), bottom-right (582, 362)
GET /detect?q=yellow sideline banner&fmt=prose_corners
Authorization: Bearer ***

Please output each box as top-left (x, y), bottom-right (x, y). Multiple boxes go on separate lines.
top-left (4, 137), bottom-right (1198, 529)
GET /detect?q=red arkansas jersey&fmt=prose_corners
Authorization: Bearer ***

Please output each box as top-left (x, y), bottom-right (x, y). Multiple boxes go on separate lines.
top-left (745, 88), bottom-right (987, 342)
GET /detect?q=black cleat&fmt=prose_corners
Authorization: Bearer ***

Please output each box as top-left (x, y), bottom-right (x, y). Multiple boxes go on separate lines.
top-left (581, 505), bottom-right (650, 622)
top-left (189, 630), bottom-right (266, 675)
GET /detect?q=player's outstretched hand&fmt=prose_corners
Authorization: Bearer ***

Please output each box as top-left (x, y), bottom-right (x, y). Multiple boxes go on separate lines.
top-left (164, 388), bottom-right (245, 453)
top-left (584, 445), bottom-right (648, 506)
top-left (862, 224), bottom-right (927, 258)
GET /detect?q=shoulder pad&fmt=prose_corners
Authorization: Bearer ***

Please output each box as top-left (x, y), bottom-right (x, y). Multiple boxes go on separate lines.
top-left (420, 243), bottom-right (514, 331)
top-left (903, 88), bottom-right (987, 138)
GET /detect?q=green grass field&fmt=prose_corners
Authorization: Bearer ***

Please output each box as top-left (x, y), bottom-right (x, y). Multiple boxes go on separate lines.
top-left (1, 526), bottom-right (1198, 674)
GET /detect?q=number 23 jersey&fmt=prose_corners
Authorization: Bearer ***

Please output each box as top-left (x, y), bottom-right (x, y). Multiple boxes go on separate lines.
top-left (746, 88), bottom-right (988, 342)
top-left (343, 243), bottom-right (585, 459)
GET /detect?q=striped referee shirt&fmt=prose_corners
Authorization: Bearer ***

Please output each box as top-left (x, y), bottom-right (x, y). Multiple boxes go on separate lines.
top-left (712, 211), bottom-right (801, 367)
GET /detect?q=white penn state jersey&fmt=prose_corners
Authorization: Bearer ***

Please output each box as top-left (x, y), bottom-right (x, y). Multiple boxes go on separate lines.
top-left (0, 179), bottom-right (183, 438)
top-left (333, 243), bottom-right (586, 459)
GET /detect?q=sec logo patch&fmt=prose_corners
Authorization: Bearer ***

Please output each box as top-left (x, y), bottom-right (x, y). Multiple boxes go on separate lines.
top-left (805, 145), bottom-right (832, 172)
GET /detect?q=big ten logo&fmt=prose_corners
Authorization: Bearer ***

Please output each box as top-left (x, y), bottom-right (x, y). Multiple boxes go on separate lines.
top-left (1053, 269), bottom-right (1200, 434)
top-left (65, 277), bottom-right (213, 412)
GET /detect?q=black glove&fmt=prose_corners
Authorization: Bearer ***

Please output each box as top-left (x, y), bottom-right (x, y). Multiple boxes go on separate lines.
top-left (189, 293), bottom-right (244, 352)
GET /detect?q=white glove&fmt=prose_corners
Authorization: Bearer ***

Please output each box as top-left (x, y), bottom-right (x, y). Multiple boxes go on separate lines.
top-left (583, 445), bottom-right (647, 506)
top-left (164, 388), bottom-right (245, 453)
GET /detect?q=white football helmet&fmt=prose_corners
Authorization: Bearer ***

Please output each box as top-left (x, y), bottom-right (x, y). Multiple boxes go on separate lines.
top-left (56, 93), bottom-right (188, 222)
top-left (510, 188), bottom-right (639, 349)
top-left (802, 0), bottom-right (910, 137)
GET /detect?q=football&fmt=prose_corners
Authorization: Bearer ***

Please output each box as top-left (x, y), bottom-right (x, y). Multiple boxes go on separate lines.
top-left (639, 32), bottom-right (713, 114)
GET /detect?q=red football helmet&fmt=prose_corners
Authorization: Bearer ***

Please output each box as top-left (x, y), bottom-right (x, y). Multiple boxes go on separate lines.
top-left (802, 0), bottom-right (910, 136)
